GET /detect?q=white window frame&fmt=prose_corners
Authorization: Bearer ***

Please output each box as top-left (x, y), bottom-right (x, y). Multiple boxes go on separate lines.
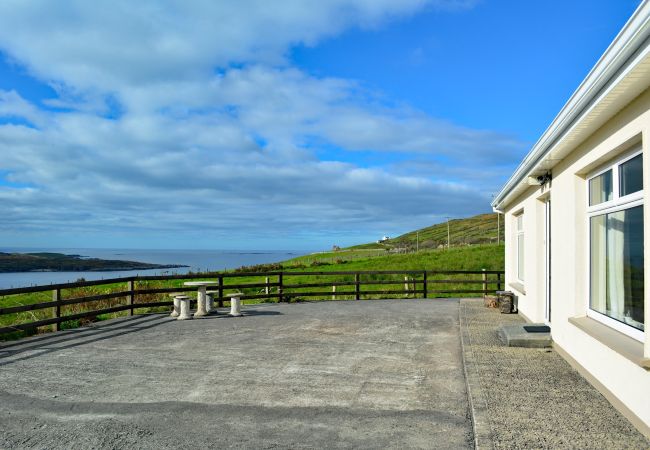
top-left (586, 148), bottom-right (644, 342)
top-left (515, 212), bottom-right (524, 283)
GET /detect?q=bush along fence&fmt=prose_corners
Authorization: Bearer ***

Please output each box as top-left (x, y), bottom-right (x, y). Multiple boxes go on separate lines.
top-left (0, 269), bottom-right (503, 338)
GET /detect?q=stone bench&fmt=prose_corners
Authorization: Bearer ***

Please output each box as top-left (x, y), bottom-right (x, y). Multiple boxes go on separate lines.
top-left (227, 292), bottom-right (243, 317)
top-left (168, 292), bottom-right (186, 318)
top-left (206, 290), bottom-right (219, 314)
top-left (173, 295), bottom-right (192, 320)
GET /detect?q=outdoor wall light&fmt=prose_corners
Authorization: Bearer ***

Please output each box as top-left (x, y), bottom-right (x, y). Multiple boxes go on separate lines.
top-left (527, 172), bottom-right (552, 186)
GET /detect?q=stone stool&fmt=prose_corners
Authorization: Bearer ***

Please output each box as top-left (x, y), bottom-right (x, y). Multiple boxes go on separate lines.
top-left (227, 292), bottom-right (243, 317)
top-left (206, 291), bottom-right (217, 314)
top-left (194, 290), bottom-right (207, 318)
top-left (176, 296), bottom-right (192, 320)
top-left (169, 292), bottom-right (184, 318)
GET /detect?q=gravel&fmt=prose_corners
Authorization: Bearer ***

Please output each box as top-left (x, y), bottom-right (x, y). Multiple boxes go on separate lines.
top-left (460, 298), bottom-right (650, 449)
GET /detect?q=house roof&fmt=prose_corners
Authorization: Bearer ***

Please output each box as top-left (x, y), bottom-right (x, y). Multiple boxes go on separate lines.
top-left (492, 1), bottom-right (650, 211)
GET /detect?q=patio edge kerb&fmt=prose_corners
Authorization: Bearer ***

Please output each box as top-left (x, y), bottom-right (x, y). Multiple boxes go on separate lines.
top-left (459, 299), bottom-right (495, 450)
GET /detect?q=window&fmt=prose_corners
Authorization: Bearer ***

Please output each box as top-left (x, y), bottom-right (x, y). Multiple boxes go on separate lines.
top-left (516, 213), bottom-right (524, 282)
top-left (588, 150), bottom-right (644, 340)
top-left (589, 169), bottom-right (613, 205)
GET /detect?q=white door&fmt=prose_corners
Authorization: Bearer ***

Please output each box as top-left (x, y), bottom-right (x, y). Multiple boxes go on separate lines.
top-left (544, 199), bottom-right (551, 323)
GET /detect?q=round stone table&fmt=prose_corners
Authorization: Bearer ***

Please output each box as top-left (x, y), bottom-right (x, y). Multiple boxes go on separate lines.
top-left (183, 281), bottom-right (219, 317)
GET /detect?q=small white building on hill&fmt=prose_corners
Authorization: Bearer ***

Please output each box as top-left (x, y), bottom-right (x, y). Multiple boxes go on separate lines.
top-left (492, 1), bottom-right (650, 437)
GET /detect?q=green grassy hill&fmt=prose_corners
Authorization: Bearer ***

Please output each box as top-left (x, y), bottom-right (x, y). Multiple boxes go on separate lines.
top-left (349, 213), bottom-right (504, 251)
top-left (269, 212), bottom-right (505, 273)
top-left (284, 243), bottom-right (504, 272)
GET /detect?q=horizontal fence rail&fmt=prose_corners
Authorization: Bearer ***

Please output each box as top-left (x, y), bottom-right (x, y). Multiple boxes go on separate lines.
top-left (0, 269), bottom-right (503, 336)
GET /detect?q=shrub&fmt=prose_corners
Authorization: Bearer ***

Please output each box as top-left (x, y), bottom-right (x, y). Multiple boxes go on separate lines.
top-left (233, 262), bottom-right (283, 273)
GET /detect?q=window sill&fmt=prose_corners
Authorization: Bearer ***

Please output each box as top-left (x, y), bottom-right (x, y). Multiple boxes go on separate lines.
top-left (508, 282), bottom-right (526, 295)
top-left (568, 316), bottom-right (649, 370)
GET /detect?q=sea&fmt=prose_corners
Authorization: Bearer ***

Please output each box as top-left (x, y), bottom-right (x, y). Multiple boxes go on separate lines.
top-left (0, 248), bottom-right (308, 289)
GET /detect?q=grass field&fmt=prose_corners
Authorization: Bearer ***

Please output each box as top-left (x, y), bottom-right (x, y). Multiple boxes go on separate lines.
top-left (287, 243), bottom-right (504, 271)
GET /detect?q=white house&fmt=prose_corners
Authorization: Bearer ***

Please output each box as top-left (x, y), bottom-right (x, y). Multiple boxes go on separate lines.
top-left (492, 1), bottom-right (650, 437)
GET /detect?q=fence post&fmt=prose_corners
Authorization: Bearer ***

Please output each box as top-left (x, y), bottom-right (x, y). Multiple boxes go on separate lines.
top-left (218, 275), bottom-right (224, 307)
top-left (332, 285), bottom-right (336, 300)
top-left (53, 288), bottom-right (61, 331)
top-left (423, 271), bottom-right (427, 299)
top-left (497, 272), bottom-right (502, 291)
top-left (482, 269), bottom-right (487, 296)
top-left (265, 276), bottom-right (270, 300)
top-left (127, 279), bottom-right (135, 316)
top-left (355, 274), bottom-right (360, 300)
top-left (278, 272), bottom-right (284, 303)
top-left (404, 276), bottom-right (409, 297)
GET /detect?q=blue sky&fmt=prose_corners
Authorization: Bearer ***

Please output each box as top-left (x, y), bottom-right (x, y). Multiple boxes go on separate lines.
top-left (292, 0), bottom-right (639, 140)
top-left (0, 0), bottom-right (641, 250)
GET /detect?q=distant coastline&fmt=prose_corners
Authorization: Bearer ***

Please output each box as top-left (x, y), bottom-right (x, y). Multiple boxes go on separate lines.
top-left (0, 252), bottom-right (188, 273)
top-left (0, 248), bottom-right (306, 289)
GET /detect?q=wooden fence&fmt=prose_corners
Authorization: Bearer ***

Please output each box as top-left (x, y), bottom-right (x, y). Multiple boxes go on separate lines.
top-left (0, 269), bottom-right (503, 336)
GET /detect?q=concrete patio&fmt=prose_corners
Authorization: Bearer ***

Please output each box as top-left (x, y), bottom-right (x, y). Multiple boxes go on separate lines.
top-left (0, 298), bottom-right (647, 449)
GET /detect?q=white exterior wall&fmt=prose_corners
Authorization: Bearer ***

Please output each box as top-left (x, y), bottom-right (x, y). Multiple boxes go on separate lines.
top-left (503, 184), bottom-right (551, 323)
top-left (502, 88), bottom-right (650, 429)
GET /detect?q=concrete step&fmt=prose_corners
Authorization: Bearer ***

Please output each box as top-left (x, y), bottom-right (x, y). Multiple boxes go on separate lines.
top-left (498, 323), bottom-right (552, 348)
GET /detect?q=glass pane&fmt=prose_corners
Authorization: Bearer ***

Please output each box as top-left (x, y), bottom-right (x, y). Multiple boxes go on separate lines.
top-left (590, 206), bottom-right (644, 331)
top-left (589, 170), bottom-right (613, 206)
top-left (622, 206), bottom-right (644, 329)
top-left (590, 215), bottom-right (606, 314)
top-left (517, 233), bottom-right (524, 281)
top-left (619, 154), bottom-right (643, 197)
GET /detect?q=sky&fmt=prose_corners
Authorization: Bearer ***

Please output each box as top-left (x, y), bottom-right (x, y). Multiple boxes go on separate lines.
top-left (0, 0), bottom-right (642, 250)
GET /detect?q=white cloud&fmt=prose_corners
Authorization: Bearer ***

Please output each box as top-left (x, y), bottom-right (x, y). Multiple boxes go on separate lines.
top-left (0, 90), bottom-right (45, 126)
top-left (0, 0), bottom-right (518, 249)
top-left (0, 0), bottom-right (464, 92)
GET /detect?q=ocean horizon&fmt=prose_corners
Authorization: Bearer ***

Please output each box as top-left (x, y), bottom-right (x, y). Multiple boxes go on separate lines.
top-left (0, 247), bottom-right (311, 289)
